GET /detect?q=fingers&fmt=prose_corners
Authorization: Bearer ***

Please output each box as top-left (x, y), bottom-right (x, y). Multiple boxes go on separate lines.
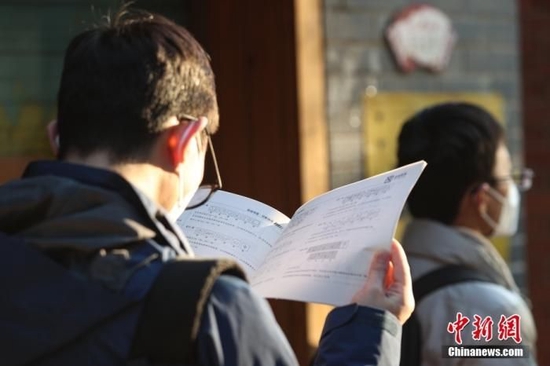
top-left (351, 240), bottom-right (415, 325)
top-left (351, 249), bottom-right (389, 305)
top-left (384, 260), bottom-right (394, 289)
top-left (366, 249), bottom-right (391, 288)
top-left (389, 239), bottom-right (411, 289)
top-left (389, 239), bottom-right (415, 323)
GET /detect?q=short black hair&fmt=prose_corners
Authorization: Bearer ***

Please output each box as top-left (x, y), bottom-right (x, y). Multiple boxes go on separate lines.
top-left (57, 8), bottom-right (217, 162)
top-left (397, 102), bottom-right (504, 224)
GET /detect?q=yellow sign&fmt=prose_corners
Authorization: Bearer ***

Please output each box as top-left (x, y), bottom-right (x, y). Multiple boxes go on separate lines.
top-left (0, 103), bottom-right (53, 156)
top-left (0, 103), bottom-right (55, 183)
top-left (363, 92), bottom-right (509, 260)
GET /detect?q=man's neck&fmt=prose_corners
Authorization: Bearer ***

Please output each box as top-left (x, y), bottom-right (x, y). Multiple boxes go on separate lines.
top-left (452, 212), bottom-right (488, 237)
top-left (65, 152), bottom-right (170, 210)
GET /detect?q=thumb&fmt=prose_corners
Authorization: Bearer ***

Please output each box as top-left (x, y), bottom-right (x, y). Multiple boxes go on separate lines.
top-left (366, 250), bottom-right (391, 288)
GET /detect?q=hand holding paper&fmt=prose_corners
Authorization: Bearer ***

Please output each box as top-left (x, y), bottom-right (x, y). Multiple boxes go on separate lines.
top-left (352, 239), bottom-right (415, 324)
top-left (176, 160), bottom-right (426, 306)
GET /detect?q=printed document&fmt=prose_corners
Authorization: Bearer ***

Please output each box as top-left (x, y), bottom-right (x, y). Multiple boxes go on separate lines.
top-left (176, 160), bottom-right (426, 305)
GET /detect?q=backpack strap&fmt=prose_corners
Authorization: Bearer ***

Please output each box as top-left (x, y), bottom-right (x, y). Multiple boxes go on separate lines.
top-left (129, 257), bottom-right (247, 365)
top-left (413, 265), bottom-right (495, 303)
top-left (400, 265), bottom-right (497, 366)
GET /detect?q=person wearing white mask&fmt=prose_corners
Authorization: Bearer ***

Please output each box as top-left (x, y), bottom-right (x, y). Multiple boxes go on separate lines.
top-left (396, 102), bottom-right (537, 366)
top-left (0, 8), bottom-right (415, 366)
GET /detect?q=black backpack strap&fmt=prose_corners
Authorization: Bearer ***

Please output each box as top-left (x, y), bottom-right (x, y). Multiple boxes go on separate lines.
top-left (413, 265), bottom-right (494, 303)
top-left (400, 265), bottom-right (496, 366)
top-left (129, 257), bottom-right (247, 365)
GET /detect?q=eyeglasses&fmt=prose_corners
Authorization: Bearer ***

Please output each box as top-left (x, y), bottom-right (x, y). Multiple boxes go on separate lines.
top-left (492, 168), bottom-right (534, 192)
top-left (179, 114), bottom-right (223, 209)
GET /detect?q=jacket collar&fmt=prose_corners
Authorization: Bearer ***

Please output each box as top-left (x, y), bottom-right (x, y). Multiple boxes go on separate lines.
top-left (402, 218), bottom-right (519, 292)
top-left (24, 160), bottom-right (150, 214)
top-left (21, 160), bottom-right (193, 256)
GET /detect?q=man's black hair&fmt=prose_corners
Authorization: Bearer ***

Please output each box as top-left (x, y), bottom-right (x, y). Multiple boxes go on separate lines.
top-left (57, 8), bottom-right (217, 162)
top-left (397, 102), bottom-right (504, 224)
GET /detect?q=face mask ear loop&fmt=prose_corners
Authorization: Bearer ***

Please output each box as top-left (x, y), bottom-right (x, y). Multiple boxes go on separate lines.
top-left (165, 121), bottom-right (197, 222)
top-left (167, 165), bottom-right (187, 222)
top-left (478, 183), bottom-right (503, 234)
top-left (484, 184), bottom-right (506, 205)
top-left (480, 209), bottom-right (499, 231)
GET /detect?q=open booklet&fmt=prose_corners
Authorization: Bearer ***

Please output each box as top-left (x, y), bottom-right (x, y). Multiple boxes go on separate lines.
top-left (175, 160), bottom-right (426, 306)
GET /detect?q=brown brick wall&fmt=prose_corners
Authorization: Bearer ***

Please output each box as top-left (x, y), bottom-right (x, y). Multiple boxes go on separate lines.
top-left (520, 0), bottom-right (550, 363)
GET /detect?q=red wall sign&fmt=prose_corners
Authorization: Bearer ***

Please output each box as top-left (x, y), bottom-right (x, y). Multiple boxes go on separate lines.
top-left (386, 4), bottom-right (457, 73)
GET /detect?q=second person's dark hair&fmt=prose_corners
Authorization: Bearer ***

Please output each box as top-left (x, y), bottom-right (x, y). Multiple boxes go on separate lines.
top-left (397, 102), bottom-right (504, 224)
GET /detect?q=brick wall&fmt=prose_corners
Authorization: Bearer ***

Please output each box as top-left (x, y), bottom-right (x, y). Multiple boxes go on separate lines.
top-left (324, 0), bottom-right (528, 287)
top-left (519, 0), bottom-right (550, 363)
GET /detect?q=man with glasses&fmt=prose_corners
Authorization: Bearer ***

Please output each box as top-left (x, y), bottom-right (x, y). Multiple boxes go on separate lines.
top-left (0, 8), bottom-right (414, 366)
top-left (396, 102), bottom-right (538, 365)
top-left (173, 115), bottom-right (222, 212)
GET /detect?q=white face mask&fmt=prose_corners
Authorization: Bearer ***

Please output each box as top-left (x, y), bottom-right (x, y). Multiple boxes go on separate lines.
top-left (481, 181), bottom-right (521, 237)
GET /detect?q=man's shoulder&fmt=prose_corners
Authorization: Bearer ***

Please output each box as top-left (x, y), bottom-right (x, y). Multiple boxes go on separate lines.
top-left (196, 274), bottom-right (299, 366)
top-left (422, 280), bottom-right (521, 309)
top-left (208, 274), bottom-right (270, 314)
top-left (416, 280), bottom-right (532, 332)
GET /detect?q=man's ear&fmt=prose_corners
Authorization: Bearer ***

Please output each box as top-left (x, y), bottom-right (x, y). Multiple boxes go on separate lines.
top-left (472, 183), bottom-right (491, 212)
top-left (167, 118), bottom-right (207, 166)
top-left (47, 120), bottom-right (59, 155)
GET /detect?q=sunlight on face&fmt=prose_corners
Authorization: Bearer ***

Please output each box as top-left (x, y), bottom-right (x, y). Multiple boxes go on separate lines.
top-left (492, 142), bottom-right (513, 194)
top-left (483, 142), bottom-right (513, 234)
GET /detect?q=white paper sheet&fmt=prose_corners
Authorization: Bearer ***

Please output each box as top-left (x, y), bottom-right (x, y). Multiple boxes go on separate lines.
top-left (177, 160), bottom-right (426, 305)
